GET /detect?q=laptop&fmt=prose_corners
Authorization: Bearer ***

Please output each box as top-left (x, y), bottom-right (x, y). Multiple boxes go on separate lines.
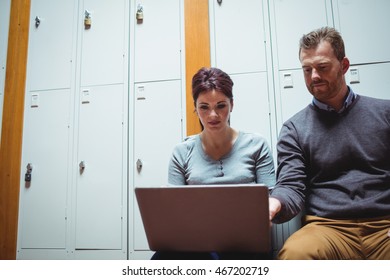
top-left (135, 184), bottom-right (270, 253)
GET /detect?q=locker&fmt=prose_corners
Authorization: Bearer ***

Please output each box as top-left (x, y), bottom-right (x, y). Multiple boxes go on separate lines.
top-left (134, 0), bottom-right (182, 82)
top-left (75, 84), bottom-right (125, 250)
top-left (272, 0), bottom-right (332, 70)
top-left (209, 0), bottom-right (275, 145)
top-left (333, 0), bottom-right (390, 64)
top-left (279, 70), bottom-right (312, 122)
top-left (80, 0), bottom-right (126, 86)
top-left (229, 72), bottom-right (272, 146)
top-left (27, 0), bottom-right (77, 91)
top-left (0, 0), bottom-right (11, 140)
top-left (133, 80), bottom-right (183, 251)
top-left (346, 63), bottom-right (390, 100)
top-left (18, 0), bottom-right (128, 259)
top-left (212, 0), bottom-right (267, 74)
top-left (19, 89), bottom-right (71, 250)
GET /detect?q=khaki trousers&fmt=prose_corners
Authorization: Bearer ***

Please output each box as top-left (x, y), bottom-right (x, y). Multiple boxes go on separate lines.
top-left (277, 215), bottom-right (390, 260)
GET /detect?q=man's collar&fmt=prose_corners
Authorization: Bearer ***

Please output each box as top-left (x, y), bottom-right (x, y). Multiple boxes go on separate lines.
top-left (312, 87), bottom-right (356, 113)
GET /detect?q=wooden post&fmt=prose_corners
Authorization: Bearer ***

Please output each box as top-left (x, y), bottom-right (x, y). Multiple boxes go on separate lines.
top-left (0, 0), bottom-right (31, 260)
top-left (184, 0), bottom-right (211, 136)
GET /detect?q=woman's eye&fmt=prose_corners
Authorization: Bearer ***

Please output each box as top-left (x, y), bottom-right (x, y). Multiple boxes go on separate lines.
top-left (199, 105), bottom-right (209, 110)
top-left (216, 104), bottom-right (227, 109)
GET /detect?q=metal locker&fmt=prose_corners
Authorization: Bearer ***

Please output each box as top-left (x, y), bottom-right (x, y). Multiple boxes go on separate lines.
top-left (134, 0), bottom-right (182, 82)
top-left (27, 0), bottom-right (77, 91)
top-left (212, 0), bottom-right (267, 74)
top-left (18, 0), bottom-right (128, 259)
top-left (272, 0), bottom-right (331, 70)
top-left (80, 0), bottom-right (126, 86)
top-left (17, 0), bottom-right (77, 258)
top-left (132, 80), bottom-right (183, 251)
top-left (75, 84), bottom-right (125, 250)
top-left (334, 0), bottom-right (390, 64)
top-left (229, 72), bottom-right (273, 146)
top-left (346, 63), bottom-right (390, 100)
top-left (279, 70), bottom-right (312, 122)
top-left (0, 0), bottom-right (11, 140)
top-left (18, 89), bottom-right (71, 250)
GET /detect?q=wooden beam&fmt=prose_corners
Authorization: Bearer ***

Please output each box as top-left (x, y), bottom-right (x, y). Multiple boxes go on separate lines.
top-left (184, 0), bottom-right (211, 136)
top-left (0, 0), bottom-right (31, 260)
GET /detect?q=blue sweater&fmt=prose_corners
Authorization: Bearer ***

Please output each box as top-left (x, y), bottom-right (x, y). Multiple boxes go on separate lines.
top-left (271, 94), bottom-right (390, 223)
top-left (168, 131), bottom-right (275, 187)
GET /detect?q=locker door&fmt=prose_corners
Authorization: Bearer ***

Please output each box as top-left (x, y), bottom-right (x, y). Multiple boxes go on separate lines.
top-left (27, 0), bottom-right (77, 91)
top-left (272, 0), bottom-right (331, 70)
top-left (0, 0), bottom-right (11, 139)
top-left (18, 0), bottom-right (76, 253)
top-left (345, 63), bottom-right (390, 100)
top-left (212, 0), bottom-right (267, 74)
top-left (133, 81), bottom-right (182, 251)
top-left (80, 0), bottom-right (126, 86)
top-left (229, 73), bottom-right (272, 145)
top-left (75, 84), bottom-right (124, 249)
top-left (134, 0), bottom-right (182, 82)
top-left (333, 0), bottom-right (390, 64)
top-left (279, 70), bottom-right (312, 122)
top-left (19, 90), bottom-right (71, 249)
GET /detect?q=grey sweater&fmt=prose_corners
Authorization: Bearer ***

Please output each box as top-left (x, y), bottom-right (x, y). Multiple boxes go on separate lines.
top-left (168, 131), bottom-right (275, 187)
top-left (271, 94), bottom-right (390, 223)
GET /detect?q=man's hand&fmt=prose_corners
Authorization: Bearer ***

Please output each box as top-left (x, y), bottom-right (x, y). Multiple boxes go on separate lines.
top-left (269, 197), bottom-right (282, 222)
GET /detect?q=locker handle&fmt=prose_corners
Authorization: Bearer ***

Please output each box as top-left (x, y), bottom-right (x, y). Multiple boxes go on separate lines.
top-left (25, 163), bottom-right (33, 187)
top-left (136, 159), bottom-right (143, 172)
top-left (35, 16), bottom-right (41, 28)
top-left (79, 161), bottom-right (86, 174)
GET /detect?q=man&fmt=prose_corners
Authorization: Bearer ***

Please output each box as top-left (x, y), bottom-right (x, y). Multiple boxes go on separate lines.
top-left (269, 26), bottom-right (390, 259)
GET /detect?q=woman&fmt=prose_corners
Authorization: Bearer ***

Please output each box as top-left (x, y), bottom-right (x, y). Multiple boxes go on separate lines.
top-left (153, 67), bottom-right (275, 260)
top-left (169, 67), bottom-right (275, 187)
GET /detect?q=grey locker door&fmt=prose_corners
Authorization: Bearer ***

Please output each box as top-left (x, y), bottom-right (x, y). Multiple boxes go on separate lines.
top-left (229, 72), bottom-right (273, 146)
top-left (80, 0), bottom-right (126, 86)
top-left (272, 0), bottom-right (331, 70)
top-left (273, 0), bottom-right (332, 124)
top-left (212, 0), bottom-right (267, 74)
top-left (134, 0), bottom-right (182, 82)
top-left (211, 0), bottom-right (273, 146)
top-left (75, 0), bottom-right (127, 251)
top-left (345, 63), bottom-right (390, 100)
top-left (278, 70), bottom-right (312, 122)
top-left (334, 0), bottom-right (390, 64)
top-left (75, 84), bottom-right (124, 249)
top-left (27, 0), bottom-right (77, 91)
top-left (18, 0), bottom-right (77, 251)
top-left (133, 80), bottom-right (182, 251)
top-left (19, 90), bottom-right (71, 249)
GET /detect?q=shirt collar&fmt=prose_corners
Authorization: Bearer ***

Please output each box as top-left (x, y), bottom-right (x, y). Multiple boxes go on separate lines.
top-left (312, 87), bottom-right (356, 113)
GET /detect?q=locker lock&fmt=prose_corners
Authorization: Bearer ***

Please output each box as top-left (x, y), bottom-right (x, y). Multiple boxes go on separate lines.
top-left (79, 161), bottom-right (86, 174)
top-left (84, 10), bottom-right (92, 29)
top-left (35, 16), bottom-right (41, 28)
top-left (136, 159), bottom-right (143, 172)
top-left (25, 163), bottom-right (33, 187)
top-left (136, 4), bottom-right (144, 23)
